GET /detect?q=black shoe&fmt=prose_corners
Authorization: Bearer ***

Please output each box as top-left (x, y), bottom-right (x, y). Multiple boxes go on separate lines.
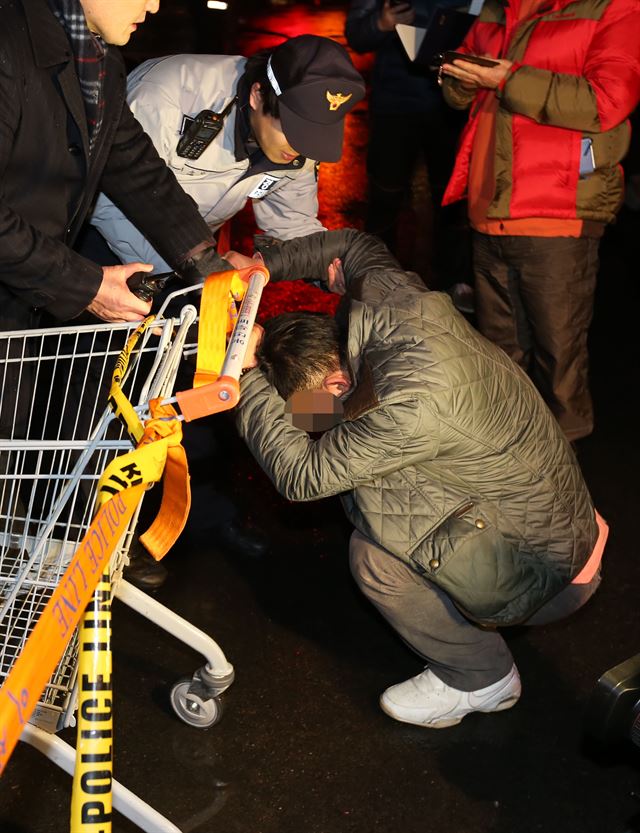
top-left (447, 282), bottom-right (475, 315)
top-left (215, 523), bottom-right (269, 559)
top-left (123, 542), bottom-right (169, 590)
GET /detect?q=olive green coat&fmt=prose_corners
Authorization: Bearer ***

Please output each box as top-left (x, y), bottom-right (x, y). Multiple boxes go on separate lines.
top-left (237, 230), bottom-right (597, 624)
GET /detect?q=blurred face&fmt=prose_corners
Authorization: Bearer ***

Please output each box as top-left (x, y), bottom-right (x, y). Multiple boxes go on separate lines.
top-left (249, 83), bottom-right (300, 165)
top-left (285, 389), bottom-right (344, 433)
top-left (79, 0), bottom-right (160, 46)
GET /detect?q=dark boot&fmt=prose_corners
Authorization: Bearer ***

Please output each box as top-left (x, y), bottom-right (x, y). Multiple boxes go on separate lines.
top-left (123, 540), bottom-right (169, 590)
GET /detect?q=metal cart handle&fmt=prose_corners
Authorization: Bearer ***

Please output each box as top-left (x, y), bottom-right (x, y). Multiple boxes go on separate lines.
top-left (172, 264), bottom-right (269, 421)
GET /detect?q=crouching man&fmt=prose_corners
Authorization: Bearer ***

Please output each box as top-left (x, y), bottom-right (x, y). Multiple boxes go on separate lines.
top-left (230, 229), bottom-right (607, 728)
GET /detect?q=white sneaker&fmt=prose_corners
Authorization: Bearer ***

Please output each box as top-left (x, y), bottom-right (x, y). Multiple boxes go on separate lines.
top-left (380, 665), bottom-right (521, 728)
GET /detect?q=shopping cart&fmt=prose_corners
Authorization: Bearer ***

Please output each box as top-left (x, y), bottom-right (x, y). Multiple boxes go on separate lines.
top-left (0, 267), bottom-right (267, 832)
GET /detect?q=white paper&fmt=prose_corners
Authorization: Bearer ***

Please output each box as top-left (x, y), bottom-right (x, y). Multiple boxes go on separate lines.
top-left (468, 0), bottom-right (485, 15)
top-left (395, 24), bottom-right (427, 63)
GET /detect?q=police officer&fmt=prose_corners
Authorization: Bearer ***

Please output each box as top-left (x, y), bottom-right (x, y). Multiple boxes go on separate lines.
top-left (90, 35), bottom-right (366, 271)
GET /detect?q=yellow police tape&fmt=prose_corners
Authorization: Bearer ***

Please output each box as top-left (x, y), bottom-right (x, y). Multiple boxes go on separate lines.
top-left (68, 273), bottom-right (241, 828)
top-left (193, 270), bottom-right (247, 388)
top-left (0, 480), bottom-right (145, 779)
top-left (69, 425), bottom-right (187, 832)
top-left (0, 270), bottom-right (240, 811)
top-left (107, 316), bottom-right (191, 561)
top-left (70, 319), bottom-right (191, 831)
top-left (71, 571), bottom-right (113, 832)
top-left (107, 317), bottom-right (153, 446)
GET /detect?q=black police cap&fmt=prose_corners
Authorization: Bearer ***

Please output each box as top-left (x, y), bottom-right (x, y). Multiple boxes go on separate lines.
top-left (266, 35), bottom-right (365, 163)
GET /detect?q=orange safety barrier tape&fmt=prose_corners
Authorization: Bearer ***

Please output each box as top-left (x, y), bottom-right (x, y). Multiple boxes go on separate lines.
top-left (193, 270), bottom-right (248, 389)
top-left (69, 403), bottom-right (188, 831)
top-left (108, 319), bottom-right (190, 561)
top-left (138, 398), bottom-right (191, 561)
top-left (0, 483), bottom-right (145, 778)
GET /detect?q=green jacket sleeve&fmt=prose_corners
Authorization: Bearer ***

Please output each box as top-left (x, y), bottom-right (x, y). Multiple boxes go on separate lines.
top-left (236, 369), bottom-right (433, 503)
top-left (258, 228), bottom-right (423, 297)
top-left (499, 5), bottom-right (640, 132)
top-left (442, 76), bottom-right (476, 111)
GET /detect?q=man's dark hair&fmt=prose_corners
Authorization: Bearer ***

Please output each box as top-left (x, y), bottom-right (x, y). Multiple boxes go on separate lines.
top-left (257, 312), bottom-right (345, 400)
top-left (243, 50), bottom-right (280, 118)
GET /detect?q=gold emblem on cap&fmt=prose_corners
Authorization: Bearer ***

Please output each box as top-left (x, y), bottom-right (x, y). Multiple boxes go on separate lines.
top-left (326, 91), bottom-right (353, 111)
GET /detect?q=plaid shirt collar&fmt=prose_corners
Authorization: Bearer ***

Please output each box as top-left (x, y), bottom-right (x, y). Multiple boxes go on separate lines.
top-left (48, 0), bottom-right (107, 154)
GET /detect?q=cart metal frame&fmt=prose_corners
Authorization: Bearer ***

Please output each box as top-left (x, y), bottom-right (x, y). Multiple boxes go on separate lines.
top-left (0, 299), bottom-right (234, 832)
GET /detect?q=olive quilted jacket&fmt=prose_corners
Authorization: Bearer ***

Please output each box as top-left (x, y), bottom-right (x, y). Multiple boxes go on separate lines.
top-left (237, 229), bottom-right (598, 624)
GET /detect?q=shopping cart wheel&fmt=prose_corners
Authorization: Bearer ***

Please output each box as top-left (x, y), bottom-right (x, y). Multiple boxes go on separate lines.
top-left (170, 677), bottom-right (223, 728)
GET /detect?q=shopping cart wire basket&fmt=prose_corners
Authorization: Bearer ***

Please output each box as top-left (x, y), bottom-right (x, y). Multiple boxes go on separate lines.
top-left (0, 265), bottom-right (268, 832)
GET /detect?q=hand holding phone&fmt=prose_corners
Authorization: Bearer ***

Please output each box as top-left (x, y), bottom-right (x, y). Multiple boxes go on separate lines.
top-left (436, 52), bottom-right (511, 90)
top-left (127, 271), bottom-right (177, 303)
top-left (436, 51), bottom-right (499, 68)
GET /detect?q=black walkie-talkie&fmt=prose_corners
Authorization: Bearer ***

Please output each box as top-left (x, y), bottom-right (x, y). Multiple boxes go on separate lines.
top-left (176, 96), bottom-right (237, 160)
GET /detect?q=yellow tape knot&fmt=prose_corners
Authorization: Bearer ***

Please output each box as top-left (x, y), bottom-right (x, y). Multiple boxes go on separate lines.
top-left (138, 399), bottom-right (183, 448)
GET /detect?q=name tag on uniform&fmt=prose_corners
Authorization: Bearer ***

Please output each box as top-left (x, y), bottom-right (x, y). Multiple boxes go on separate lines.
top-left (248, 175), bottom-right (280, 199)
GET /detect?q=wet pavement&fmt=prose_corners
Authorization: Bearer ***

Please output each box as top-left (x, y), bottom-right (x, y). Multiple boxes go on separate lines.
top-left (2, 3), bottom-right (640, 832)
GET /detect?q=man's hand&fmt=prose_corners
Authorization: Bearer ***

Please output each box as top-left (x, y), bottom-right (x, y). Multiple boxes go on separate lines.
top-left (225, 249), bottom-right (346, 294)
top-left (441, 57), bottom-right (512, 90)
top-left (243, 323), bottom-right (264, 371)
top-left (223, 250), bottom-right (264, 273)
top-left (327, 258), bottom-right (346, 295)
top-left (378, 0), bottom-right (415, 32)
top-left (86, 263), bottom-right (153, 322)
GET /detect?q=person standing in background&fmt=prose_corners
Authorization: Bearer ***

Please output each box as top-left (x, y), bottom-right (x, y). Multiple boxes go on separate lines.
top-left (345, 0), bottom-right (472, 301)
top-left (440, 0), bottom-right (640, 442)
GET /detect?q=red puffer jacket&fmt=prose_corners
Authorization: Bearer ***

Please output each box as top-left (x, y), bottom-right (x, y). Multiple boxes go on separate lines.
top-left (442, 0), bottom-right (640, 223)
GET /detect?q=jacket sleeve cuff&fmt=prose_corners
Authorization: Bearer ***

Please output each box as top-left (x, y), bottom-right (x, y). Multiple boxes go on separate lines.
top-left (442, 76), bottom-right (475, 110)
top-left (496, 62), bottom-right (522, 99)
top-left (42, 257), bottom-right (104, 321)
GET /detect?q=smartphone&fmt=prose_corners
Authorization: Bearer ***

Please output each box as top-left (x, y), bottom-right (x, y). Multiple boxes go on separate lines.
top-left (437, 51), bottom-right (499, 68)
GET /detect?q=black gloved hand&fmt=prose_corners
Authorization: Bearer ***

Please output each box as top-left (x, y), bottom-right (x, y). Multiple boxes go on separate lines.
top-left (127, 245), bottom-right (231, 316)
top-left (178, 244), bottom-right (230, 284)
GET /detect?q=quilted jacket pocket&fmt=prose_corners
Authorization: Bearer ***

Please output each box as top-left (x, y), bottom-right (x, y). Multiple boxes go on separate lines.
top-left (410, 505), bottom-right (564, 626)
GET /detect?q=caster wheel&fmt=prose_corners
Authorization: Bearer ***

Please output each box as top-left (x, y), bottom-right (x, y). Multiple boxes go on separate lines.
top-left (170, 677), bottom-right (223, 728)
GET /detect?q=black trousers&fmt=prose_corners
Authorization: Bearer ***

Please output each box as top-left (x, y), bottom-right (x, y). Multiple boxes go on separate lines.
top-left (473, 232), bottom-right (600, 441)
top-left (365, 106), bottom-right (470, 288)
